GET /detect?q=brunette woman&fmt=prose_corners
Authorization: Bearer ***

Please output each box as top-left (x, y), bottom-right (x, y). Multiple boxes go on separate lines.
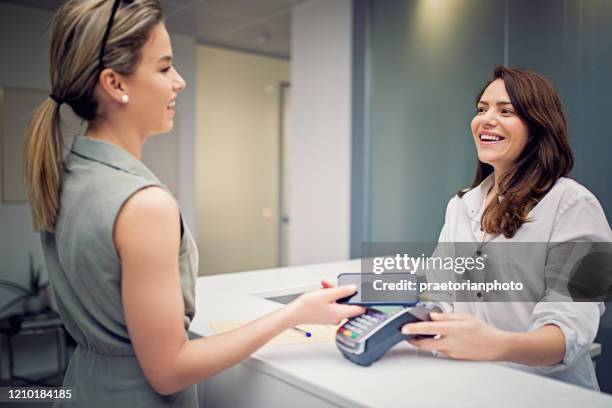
top-left (402, 66), bottom-right (611, 390)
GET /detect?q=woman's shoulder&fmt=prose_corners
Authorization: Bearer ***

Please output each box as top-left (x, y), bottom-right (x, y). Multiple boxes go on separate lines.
top-left (552, 176), bottom-right (595, 196)
top-left (58, 154), bottom-right (162, 239)
top-left (543, 178), bottom-right (612, 241)
top-left (63, 153), bottom-right (157, 201)
top-left (446, 193), bottom-right (463, 207)
top-left (443, 193), bottom-right (465, 218)
top-left (544, 177), bottom-right (600, 210)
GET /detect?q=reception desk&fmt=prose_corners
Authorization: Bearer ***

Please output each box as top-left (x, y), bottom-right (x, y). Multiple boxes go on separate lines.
top-left (189, 260), bottom-right (612, 408)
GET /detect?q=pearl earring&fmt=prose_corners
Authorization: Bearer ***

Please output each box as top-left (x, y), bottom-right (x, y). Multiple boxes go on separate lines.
top-left (121, 94), bottom-right (129, 104)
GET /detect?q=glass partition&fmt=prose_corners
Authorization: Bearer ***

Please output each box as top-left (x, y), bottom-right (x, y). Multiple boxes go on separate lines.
top-left (362, 0), bottom-right (612, 244)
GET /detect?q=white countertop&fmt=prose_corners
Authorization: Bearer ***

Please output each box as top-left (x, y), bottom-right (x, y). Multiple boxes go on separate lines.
top-left (189, 259), bottom-right (612, 408)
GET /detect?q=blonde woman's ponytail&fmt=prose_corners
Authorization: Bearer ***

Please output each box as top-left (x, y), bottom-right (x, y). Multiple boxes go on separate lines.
top-left (24, 98), bottom-right (63, 232)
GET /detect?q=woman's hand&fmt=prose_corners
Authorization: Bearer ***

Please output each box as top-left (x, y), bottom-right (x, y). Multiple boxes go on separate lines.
top-left (321, 279), bottom-right (335, 289)
top-left (286, 283), bottom-right (365, 326)
top-left (402, 312), bottom-right (509, 361)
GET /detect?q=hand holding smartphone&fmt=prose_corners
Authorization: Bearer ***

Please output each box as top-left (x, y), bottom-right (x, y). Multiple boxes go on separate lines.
top-left (335, 273), bottom-right (419, 306)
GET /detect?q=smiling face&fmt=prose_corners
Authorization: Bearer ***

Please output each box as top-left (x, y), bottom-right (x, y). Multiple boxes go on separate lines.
top-left (123, 22), bottom-right (186, 136)
top-left (470, 79), bottom-right (529, 175)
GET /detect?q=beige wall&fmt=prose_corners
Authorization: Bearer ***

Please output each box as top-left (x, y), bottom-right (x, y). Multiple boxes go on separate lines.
top-left (196, 45), bottom-right (289, 275)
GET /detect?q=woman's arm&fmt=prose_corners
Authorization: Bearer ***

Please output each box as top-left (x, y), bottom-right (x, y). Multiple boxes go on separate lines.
top-left (402, 312), bottom-right (565, 365)
top-left (116, 187), bottom-right (364, 395)
top-left (499, 324), bottom-right (565, 365)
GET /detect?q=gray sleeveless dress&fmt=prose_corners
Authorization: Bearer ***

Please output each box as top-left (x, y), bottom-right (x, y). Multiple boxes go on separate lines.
top-left (41, 136), bottom-right (199, 407)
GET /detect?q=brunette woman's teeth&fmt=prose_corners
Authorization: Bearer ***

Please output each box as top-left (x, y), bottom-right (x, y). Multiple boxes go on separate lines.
top-left (479, 133), bottom-right (504, 141)
top-left (478, 132), bottom-right (506, 145)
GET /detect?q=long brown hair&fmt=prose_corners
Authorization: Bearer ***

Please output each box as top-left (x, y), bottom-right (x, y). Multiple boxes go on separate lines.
top-left (458, 66), bottom-right (574, 238)
top-left (24, 0), bottom-right (162, 232)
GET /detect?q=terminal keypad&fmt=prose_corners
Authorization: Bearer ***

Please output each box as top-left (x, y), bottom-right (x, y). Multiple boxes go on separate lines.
top-left (336, 308), bottom-right (389, 349)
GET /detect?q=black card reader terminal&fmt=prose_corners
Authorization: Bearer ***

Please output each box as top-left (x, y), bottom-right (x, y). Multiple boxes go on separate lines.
top-left (336, 303), bottom-right (442, 366)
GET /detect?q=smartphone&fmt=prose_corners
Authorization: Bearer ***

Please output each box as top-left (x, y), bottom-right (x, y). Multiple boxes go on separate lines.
top-left (336, 273), bottom-right (419, 306)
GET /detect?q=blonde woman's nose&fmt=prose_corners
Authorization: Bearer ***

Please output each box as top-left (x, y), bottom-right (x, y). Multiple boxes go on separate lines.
top-left (174, 71), bottom-right (187, 92)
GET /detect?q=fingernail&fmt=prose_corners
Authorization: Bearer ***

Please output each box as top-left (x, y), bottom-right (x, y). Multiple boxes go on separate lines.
top-left (430, 312), bottom-right (440, 318)
top-left (402, 326), bottom-right (411, 334)
top-left (349, 284), bottom-right (357, 292)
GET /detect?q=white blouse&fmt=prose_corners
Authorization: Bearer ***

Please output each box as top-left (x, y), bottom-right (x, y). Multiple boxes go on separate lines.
top-left (438, 174), bottom-right (612, 390)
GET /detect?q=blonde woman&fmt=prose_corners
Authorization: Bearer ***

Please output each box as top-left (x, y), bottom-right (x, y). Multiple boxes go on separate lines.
top-left (24, 1), bottom-right (364, 406)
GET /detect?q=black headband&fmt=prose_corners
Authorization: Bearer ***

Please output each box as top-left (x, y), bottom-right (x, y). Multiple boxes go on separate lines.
top-left (54, 0), bottom-right (135, 107)
top-left (98, 0), bottom-right (123, 73)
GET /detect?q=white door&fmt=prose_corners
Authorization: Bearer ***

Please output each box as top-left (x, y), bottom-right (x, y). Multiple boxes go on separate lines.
top-left (196, 45), bottom-right (290, 275)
